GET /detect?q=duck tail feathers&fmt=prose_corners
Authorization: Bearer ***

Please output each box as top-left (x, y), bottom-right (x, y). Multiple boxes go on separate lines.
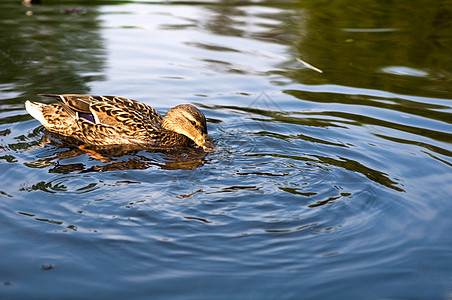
top-left (25, 100), bottom-right (49, 128)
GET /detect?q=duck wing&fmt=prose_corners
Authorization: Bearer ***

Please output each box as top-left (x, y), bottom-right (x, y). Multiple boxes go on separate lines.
top-left (96, 95), bottom-right (163, 124)
top-left (39, 94), bottom-right (91, 119)
top-left (39, 94), bottom-right (163, 132)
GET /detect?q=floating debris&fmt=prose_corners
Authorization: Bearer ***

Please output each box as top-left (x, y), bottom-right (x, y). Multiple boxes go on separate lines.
top-left (296, 57), bottom-right (323, 73)
top-left (22, 0), bottom-right (40, 6)
top-left (41, 264), bottom-right (53, 270)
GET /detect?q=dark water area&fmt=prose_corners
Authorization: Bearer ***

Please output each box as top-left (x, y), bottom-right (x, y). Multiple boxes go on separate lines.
top-left (1, 0), bottom-right (452, 299)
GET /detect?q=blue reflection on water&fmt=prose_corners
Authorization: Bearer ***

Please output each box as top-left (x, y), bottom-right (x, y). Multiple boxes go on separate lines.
top-left (1, 1), bottom-right (452, 299)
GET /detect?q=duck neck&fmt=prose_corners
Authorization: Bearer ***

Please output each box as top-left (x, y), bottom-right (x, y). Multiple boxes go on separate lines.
top-left (155, 130), bottom-right (192, 147)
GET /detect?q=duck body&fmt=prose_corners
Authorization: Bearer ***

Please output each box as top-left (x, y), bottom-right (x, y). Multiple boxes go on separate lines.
top-left (25, 94), bottom-right (214, 151)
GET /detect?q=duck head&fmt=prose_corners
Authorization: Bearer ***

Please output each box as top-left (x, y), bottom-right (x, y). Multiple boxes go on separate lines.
top-left (162, 104), bottom-right (214, 151)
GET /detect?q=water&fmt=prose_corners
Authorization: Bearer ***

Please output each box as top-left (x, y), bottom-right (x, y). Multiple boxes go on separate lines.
top-left (1, 0), bottom-right (452, 299)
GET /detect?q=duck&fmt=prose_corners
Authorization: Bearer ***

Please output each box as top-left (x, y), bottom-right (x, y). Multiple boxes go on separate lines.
top-left (25, 94), bottom-right (214, 151)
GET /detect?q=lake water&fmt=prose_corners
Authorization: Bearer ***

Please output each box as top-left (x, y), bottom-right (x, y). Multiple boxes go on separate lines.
top-left (1, 0), bottom-right (452, 299)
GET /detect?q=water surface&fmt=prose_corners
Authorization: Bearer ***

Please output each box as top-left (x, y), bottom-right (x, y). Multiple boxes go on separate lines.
top-left (1, 0), bottom-right (451, 299)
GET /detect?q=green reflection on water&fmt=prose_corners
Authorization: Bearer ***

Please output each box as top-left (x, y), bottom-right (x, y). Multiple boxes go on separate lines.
top-left (0, 1), bottom-right (106, 100)
top-left (287, 0), bottom-right (452, 98)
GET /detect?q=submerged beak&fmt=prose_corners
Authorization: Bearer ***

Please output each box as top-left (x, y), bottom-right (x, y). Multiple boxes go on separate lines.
top-left (195, 134), bottom-right (215, 152)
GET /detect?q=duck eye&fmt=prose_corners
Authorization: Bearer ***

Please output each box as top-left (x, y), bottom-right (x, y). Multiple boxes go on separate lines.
top-left (189, 120), bottom-right (197, 126)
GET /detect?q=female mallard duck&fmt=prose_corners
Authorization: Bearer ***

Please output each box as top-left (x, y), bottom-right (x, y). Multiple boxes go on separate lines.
top-left (25, 94), bottom-right (214, 151)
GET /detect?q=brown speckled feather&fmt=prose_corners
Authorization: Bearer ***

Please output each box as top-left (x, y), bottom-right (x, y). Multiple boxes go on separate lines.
top-left (26, 94), bottom-right (213, 150)
top-left (36, 94), bottom-right (168, 146)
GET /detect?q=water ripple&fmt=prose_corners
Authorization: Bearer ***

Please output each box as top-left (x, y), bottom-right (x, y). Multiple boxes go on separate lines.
top-left (1, 1), bottom-right (451, 298)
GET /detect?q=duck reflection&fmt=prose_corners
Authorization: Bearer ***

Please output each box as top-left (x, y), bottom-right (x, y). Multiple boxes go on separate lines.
top-left (26, 131), bottom-right (208, 173)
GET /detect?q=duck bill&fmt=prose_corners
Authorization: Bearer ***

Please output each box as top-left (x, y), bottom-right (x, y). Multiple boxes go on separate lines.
top-left (195, 134), bottom-right (215, 152)
top-left (203, 137), bottom-right (215, 152)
